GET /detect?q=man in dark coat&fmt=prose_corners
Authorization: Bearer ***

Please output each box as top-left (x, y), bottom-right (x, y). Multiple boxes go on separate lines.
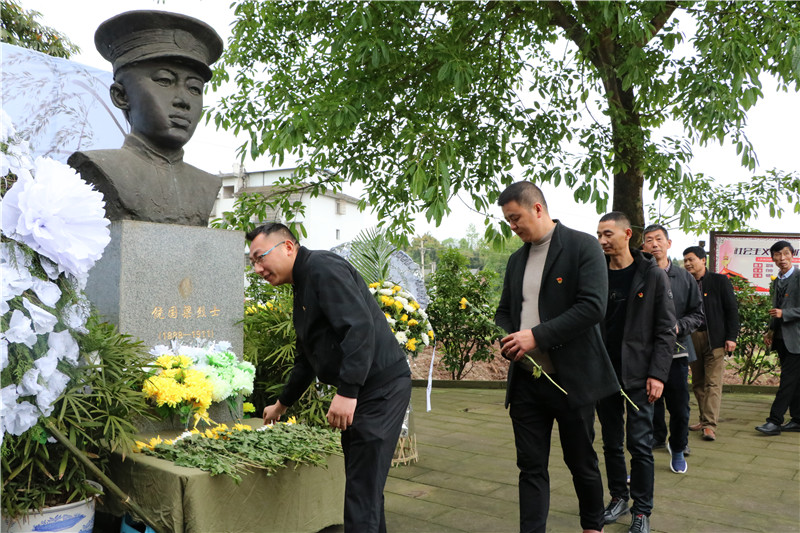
top-left (252, 223), bottom-right (411, 533)
top-left (756, 240), bottom-right (800, 435)
top-left (682, 246), bottom-right (739, 441)
top-left (596, 212), bottom-right (676, 533)
top-left (495, 181), bottom-right (618, 533)
top-left (642, 224), bottom-right (703, 475)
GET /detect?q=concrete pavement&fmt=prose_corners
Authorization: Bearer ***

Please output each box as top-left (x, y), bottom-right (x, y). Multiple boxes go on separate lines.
top-left (326, 385), bottom-right (800, 533)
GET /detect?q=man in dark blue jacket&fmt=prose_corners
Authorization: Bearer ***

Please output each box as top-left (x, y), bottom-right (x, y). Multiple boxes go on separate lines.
top-left (596, 212), bottom-right (676, 533)
top-left (251, 223), bottom-right (411, 533)
top-left (495, 182), bottom-right (619, 533)
top-left (642, 225), bottom-right (703, 475)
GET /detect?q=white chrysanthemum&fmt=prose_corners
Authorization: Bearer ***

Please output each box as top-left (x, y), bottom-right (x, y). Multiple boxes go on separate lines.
top-left (1, 156), bottom-right (110, 280)
top-left (368, 287), bottom-right (376, 294)
top-left (404, 304), bottom-right (416, 314)
top-left (394, 296), bottom-right (409, 307)
top-left (397, 291), bottom-right (412, 299)
top-left (385, 316), bottom-right (396, 326)
top-left (395, 331), bottom-right (408, 344)
top-left (378, 289), bottom-right (393, 296)
top-left (421, 333), bottom-right (430, 346)
top-left (418, 309), bottom-right (428, 320)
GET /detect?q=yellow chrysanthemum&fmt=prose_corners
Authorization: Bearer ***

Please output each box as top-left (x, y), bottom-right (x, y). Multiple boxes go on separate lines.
top-left (369, 282), bottom-right (380, 289)
top-left (233, 423), bottom-right (252, 431)
top-left (405, 338), bottom-right (417, 352)
top-left (392, 285), bottom-right (401, 293)
top-left (393, 301), bottom-right (404, 311)
top-left (408, 318), bottom-right (419, 326)
top-left (428, 330), bottom-right (434, 339)
top-left (243, 402), bottom-right (255, 414)
top-left (459, 297), bottom-right (468, 309)
top-left (400, 314), bottom-right (408, 322)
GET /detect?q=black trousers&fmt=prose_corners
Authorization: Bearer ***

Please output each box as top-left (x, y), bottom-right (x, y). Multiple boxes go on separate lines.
top-left (341, 374), bottom-right (411, 533)
top-left (596, 387), bottom-right (655, 516)
top-left (653, 357), bottom-right (690, 452)
top-left (767, 338), bottom-right (800, 425)
top-left (509, 372), bottom-right (605, 533)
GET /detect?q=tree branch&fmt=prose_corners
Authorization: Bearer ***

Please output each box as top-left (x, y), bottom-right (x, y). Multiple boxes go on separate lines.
top-left (640, 1), bottom-right (679, 47)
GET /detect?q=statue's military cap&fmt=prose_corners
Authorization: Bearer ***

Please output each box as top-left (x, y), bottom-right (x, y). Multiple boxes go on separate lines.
top-left (95, 10), bottom-right (223, 81)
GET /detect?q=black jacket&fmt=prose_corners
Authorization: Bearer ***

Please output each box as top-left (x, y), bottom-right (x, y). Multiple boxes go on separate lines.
top-left (278, 247), bottom-right (409, 406)
top-left (495, 222), bottom-right (620, 408)
top-left (666, 264), bottom-right (704, 362)
top-left (697, 271), bottom-right (739, 350)
top-left (604, 249), bottom-right (676, 389)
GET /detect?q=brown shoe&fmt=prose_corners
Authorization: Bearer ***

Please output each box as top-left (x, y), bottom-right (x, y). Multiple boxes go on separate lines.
top-left (689, 422), bottom-right (703, 431)
top-left (702, 427), bottom-right (716, 441)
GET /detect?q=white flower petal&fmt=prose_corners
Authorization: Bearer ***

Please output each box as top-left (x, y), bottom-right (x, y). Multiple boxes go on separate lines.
top-left (2, 399), bottom-right (40, 436)
top-left (0, 338), bottom-right (8, 371)
top-left (34, 351), bottom-right (60, 379)
top-left (17, 368), bottom-right (43, 397)
top-left (32, 278), bottom-right (62, 307)
top-left (22, 297), bottom-right (58, 335)
top-left (36, 370), bottom-right (69, 417)
top-left (62, 299), bottom-right (91, 334)
top-left (5, 310), bottom-right (38, 347)
top-left (47, 330), bottom-right (79, 364)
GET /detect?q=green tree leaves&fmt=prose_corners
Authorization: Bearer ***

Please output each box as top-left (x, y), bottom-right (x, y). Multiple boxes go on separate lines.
top-left (212, 1), bottom-right (800, 245)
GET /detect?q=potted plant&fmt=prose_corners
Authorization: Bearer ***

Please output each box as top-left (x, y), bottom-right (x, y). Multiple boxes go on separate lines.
top-left (1, 112), bottom-right (156, 530)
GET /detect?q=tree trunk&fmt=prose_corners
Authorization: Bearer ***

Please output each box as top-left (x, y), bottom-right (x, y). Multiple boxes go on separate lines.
top-left (609, 82), bottom-right (646, 245)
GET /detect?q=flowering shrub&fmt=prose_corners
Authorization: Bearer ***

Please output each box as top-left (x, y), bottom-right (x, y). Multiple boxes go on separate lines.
top-left (426, 248), bottom-right (499, 380)
top-left (368, 281), bottom-right (433, 356)
top-left (144, 341), bottom-right (255, 426)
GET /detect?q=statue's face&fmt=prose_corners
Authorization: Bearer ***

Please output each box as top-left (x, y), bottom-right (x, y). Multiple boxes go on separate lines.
top-left (115, 61), bottom-right (205, 150)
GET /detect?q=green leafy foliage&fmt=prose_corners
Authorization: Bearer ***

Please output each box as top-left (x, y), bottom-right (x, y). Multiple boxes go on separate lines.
top-left (426, 248), bottom-right (499, 380)
top-left (348, 227), bottom-right (395, 284)
top-left (727, 276), bottom-right (778, 385)
top-left (212, 1), bottom-right (800, 245)
top-left (0, 1), bottom-right (79, 58)
top-left (1, 315), bottom-right (154, 520)
top-left (143, 423), bottom-right (341, 483)
top-left (242, 277), bottom-right (334, 427)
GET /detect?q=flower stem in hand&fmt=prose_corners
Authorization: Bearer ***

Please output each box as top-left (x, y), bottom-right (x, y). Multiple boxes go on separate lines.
top-left (620, 389), bottom-right (640, 411)
top-left (524, 355), bottom-right (568, 395)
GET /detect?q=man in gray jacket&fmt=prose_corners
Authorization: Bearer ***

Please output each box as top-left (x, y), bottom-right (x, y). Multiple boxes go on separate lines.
top-left (756, 240), bottom-right (800, 435)
top-left (642, 225), bottom-right (703, 475)
top-left (596, 213), bottom-right (676, 533)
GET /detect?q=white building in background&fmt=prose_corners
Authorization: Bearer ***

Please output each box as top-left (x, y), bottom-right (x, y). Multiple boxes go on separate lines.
top-left (210, 167), bottom-right (372, 251)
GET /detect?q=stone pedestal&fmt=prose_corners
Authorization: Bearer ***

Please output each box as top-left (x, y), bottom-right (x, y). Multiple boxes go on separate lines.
top-left (85, 220), bottom-right (244, 357)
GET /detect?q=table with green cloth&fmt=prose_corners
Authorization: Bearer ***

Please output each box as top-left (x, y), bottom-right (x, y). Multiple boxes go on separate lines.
top-left (103, 419), bottom-right (345, 533)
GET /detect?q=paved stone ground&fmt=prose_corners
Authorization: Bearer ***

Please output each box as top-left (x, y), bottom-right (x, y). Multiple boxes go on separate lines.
top-left (325, 386), bottom-right (799, 533)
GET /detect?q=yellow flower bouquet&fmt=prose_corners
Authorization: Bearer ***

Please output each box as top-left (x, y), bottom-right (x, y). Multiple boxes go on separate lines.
top-left (368, 281), bottom-right (434, 356)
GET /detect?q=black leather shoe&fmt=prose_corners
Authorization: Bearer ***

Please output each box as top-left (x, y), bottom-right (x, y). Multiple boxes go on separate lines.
top-left (781, 420), bottom-right (800, 432)
top-left (603, 497), bottom-right (629, 524)
top-left (755, 422), bottom-right (781, 435)
top-left (629, 513), bottom-right (650, 533)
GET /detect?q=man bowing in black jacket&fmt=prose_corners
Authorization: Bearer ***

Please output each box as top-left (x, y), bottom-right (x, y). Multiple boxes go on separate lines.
top-left (495, 182), bottom-right (619, 533)
top-left (251, 223), bottom-right (411, 533)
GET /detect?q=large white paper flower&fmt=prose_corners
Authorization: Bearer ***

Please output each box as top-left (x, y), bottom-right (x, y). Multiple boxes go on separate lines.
top-left (1, 156), bottom-right (111, 281)
top-left (47, 330), bottom-right (79, 365)
top-left (31, 278), bottom-right (62, 307)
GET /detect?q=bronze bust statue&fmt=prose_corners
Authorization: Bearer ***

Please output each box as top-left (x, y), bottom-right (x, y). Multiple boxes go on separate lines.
top-left (68, 10), bottom-right (224, 226)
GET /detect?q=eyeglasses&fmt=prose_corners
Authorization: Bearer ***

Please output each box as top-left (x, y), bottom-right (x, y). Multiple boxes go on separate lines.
top-left (250, 241), bottom-right (286, 267)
